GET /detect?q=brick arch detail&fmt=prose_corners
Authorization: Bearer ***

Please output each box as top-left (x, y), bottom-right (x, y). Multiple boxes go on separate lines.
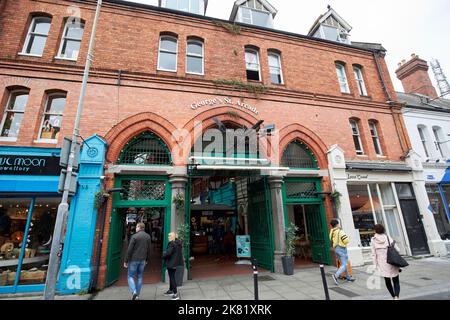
top-left (104, 112), bottom-right (178, 163)
top-left (279, 124), bottom-right (329, 169)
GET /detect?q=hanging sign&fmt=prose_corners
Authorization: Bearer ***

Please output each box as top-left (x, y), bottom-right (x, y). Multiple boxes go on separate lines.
top-left (236, 235), bottom-right (251, 258)
top-left (0, 155), bottom-right (61, 176)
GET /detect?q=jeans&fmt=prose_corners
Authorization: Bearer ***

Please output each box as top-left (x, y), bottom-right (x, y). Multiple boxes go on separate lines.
top-left (385, 276), bottom-right (400, 298)
top-left (335, 246), bottom-right (351, 280)
top-left (127, 261), bottom-right (146, 296)
top-left (168, 268), bottom-right (177, 294)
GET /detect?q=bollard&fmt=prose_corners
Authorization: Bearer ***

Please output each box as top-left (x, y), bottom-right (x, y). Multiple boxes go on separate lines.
top-left (320, 264), bottom-right (331, 300)
top-left (252, 259), bottom-right (259, 301)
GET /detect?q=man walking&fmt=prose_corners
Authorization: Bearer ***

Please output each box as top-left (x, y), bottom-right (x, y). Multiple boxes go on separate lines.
top-left (329, 219), bottom-right (355, 285)
top-left (124, 222), bottom-right (151, 300)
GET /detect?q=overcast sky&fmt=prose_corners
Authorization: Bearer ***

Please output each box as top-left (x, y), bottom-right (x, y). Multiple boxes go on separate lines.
top-left (124, 0), bottom-right (450, 95)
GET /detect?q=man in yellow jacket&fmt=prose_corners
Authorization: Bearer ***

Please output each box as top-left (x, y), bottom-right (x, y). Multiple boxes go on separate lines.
top-left (329, 219), bottom-right (355, 285)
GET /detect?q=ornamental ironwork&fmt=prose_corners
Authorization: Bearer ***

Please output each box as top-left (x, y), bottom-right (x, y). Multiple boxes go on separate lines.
top-left (118, 132), bottom-right (171, 165)
top-left (120, 179), bottom-right (166, 201)
top-left (281, 141), bottom-right (318, 169)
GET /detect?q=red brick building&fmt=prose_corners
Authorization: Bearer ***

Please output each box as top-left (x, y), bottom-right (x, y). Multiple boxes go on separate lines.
top-left (0, 0), bottom-right (445, 294)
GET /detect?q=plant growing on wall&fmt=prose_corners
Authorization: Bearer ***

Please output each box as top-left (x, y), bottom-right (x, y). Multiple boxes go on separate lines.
top-left (213, 20), bottom-right (241, 35)
top-left (94, 191), bottom-right (107, 209)
top-left (225, 110), bottom-right (240, 119)
top-left (173, 192), bottom-right (185, 214)
top-left (285, 222), bottom-right (300, 257)
top-left (177, 223), bottom-right (190, 265)
top-left (330, 185), bottom-right (342, 213)
top-left (213, 79), bottom-right (268, 98)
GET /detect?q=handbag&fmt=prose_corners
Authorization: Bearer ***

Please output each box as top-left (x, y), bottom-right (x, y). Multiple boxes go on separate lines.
top-left (386, 235), bottom-right (409, 268)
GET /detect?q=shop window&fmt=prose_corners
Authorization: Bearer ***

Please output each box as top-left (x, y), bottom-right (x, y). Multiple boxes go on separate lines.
top-left (186, 39), bottom-right (204, 75)
top-left (369, 121), bottom-right (383, 156)
top-left (118, 131), bottom-right (172, 165)
top-left (336, 62), bottom-right (350, 93)
top-left (281, 141), bottom-right (318, 169)
top-left (38, 93), bottom-right (67, 141)
top-left (245, 48), bottom-right (261, 81)
top-left (0, 90), bottom-right (29, 139)
top-left (57, 19), bottom-right (85, 60)
top-left (268, 51), bottom-right (283, 85)
top-left (21, 16), bottom-right (52, 56)
top-left (427, 185), bottom-right (450, 240)
top-left (158, 35), bottom-right (178, 72)
top-left (350, 119), bottom-right (364, 155)
top-left (353, 65), bottom-right (367, 96)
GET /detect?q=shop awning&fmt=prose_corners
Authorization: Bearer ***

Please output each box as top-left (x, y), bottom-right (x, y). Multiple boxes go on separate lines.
top-left (346, 162), bottom-right (412, 172)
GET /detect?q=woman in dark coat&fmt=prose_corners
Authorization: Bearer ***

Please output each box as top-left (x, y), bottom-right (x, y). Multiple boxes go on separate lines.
top-left (162, 232), bottom-right (184, 300)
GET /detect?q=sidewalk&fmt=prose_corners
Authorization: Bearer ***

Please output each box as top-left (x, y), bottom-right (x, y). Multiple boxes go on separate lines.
top-left (92, 256), bottom-right (450, 300)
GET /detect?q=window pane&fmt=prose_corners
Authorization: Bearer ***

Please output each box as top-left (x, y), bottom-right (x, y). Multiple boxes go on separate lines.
top-left (66, 22), bottom-right (84, 40)
top-left (246, 70), bottom-right (260, 81)
top-left (191, 0), bottom-right (200, 14)
top-left (179, 0), bottom-right (189, 11)
top-left (1, 112), bottom-right (24, 137)
top-left (379, 184), bottom-right (396, 206)
top-left (241, 8), bottom-right (252, 23)
top-left (323, 25), bottom-right (338, 41)
top-left (33, 18), bottom-right (51, 35)
top-left (26, 35), bottom-right (47, 55)
top-left (47, 97), bottom-right (66, 114)
top-left (268, 54), bottom-right (280, 68)
top-left (159, 51), bottom-right (177, 70)
top-left (165, 0), bottom-right (177, 9)
top-left (0, 198), bottom-right (31, 287)
top-left (61, 40), bottom-right (81, 59)
top-left (187, 42), bottom-right (202, 56)
top-left (187, 56), bottom-right (203, 74)
top-left (252, 10), bottom-right (269, 27)
top-left (161, 38), bottom-right (177, 52)
top-left (349, 184), bottom-right (374, 247)
top-left (40, 115), bottom-right (63, 140)
top-left (245, 51), bottom-right (259, 70)
top-left (270, 72), bottom-right (282, 84)
top-left (396, 183), bottom-right (413, 198)
top-left (10, 94), bottom-right (29, 112)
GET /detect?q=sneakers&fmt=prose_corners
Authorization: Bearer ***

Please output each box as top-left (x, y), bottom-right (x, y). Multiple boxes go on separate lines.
top-left (171, 293), bottom-right (180, 300)
top-left (331, 274), bottom-right (339, 286)
top-left (346, 278), bottom-right (356, 283)
top-left (164, 290), bottom-right (174, 296)
top-left (132, 293), bottom-right (139, 300)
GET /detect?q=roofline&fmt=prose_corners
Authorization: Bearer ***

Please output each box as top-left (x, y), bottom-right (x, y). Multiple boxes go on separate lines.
top-left (157, 0), bottom-right (209, 14)
top-left (98, 0), bottom-right (380, 54)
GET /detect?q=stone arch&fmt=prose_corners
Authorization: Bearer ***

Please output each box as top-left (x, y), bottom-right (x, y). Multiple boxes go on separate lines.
top-left (104, 112), bottom-right (177, 164)
top-left (279, 124), bottom-right (329, 169)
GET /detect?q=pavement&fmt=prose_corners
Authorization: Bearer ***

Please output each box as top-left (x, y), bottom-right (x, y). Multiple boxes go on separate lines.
top-left (2, 256), bottom-right (450, 300)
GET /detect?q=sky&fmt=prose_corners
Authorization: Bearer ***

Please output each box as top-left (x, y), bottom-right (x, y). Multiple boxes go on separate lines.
top-left (124, 0), bottom-right (450, 95)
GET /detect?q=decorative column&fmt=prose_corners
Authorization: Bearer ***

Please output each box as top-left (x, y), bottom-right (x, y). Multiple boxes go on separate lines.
top-left (169, 172), bottom-right (189, 233)
top-left (327, 145), bottom-right (365, 266)
top-left (405, 151), bottom-right (447, 257)
top-left (268, 174), bottom-right (286, 274)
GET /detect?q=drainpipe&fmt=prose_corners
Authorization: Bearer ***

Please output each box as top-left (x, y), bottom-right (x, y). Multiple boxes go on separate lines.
top-left (373, 50), bottom-right (407, 154)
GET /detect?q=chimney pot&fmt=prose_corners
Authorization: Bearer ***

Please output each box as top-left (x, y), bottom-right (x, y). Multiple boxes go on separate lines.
top-left (396, 55), bottom-right (438, 99)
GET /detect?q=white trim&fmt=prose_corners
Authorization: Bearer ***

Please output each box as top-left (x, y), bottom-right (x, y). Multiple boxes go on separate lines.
top-left (17, 52), bottom-right (43, 58)
top-left (21, 16), bottom-right (51, 56)
top-left (350, 119), bottom-right (364, 155)
top-left (245, 48), bottom-right (261, 81)
top-left (195, 165), bottom-right (289, 171)
top-left (54, 56), bottom-right (77, 61)
top-left (186, 39), bottom-right (204, 75)
top-left (369, 121), bottom-right (383, 156)
top-left (391, 182), bottom-right (413, 256)
top-left (57, 20), bottom-right (84, 61)
top-left (33, 139), bottom-right (58, 144)
top-left (336, 63), bottom-right (350, 94)
top-left (268, 51), bottom-right (283, 85)
top-left (37, 93), bottom-right (66, 141)
top-left (353, 66), bottom-right (368, 96)
top-left (0, 137), bottom-right (17, 142)
top-left (157, 35), bottom-right (178, 72)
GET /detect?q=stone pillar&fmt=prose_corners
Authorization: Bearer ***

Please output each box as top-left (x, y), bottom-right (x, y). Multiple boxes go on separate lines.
top-left (268, 174), bottom-right (286, 274)
top-left (327, 145), bottom-right (365, 266)
top-left (169, 172), bottom-right (188, 233)
top-left (405, 151), bottom-right (448, 257)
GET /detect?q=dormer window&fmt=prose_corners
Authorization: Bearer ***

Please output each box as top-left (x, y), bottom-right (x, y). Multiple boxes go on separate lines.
top-left (160, 0), bottom-right (206, 15)
top-left (230, 0), bottom-right (277, 28)
top-left (308, 6), bottom-right (352, 44)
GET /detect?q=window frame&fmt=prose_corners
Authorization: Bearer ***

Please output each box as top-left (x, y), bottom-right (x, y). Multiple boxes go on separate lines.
top-left (239, 6), bottom-right (271, 27)
top-left (21, 16), bottom-right (52, 57)
top-left (353, 65), bottom-right (368, 96)
top-left (0, 90), bottom-right (29, 139)
top-left (162, 0), bottom-right (204, 14)
top-left (350, 119), bottom-right (364, 155)
top-left (157, 35), bottom-right (178, 73)
top-left (369, 121), bottom-right (383, 156)
top-left (268, 51), bottom-right (283, 85)
top-left (245, 48), bottom-right (261, 81)
top-left (186, 39), bottom-right (204, 75)
top-left (57, 19), bottom-right (85, 61)
top-left (418, 125), bottom-right (431, 158)
top-left (336, 62), bottom-right (350, 94)
top-left (432, 126), bottom-right (446, 158)
top-left (37, 93), bottom-right (67, 142)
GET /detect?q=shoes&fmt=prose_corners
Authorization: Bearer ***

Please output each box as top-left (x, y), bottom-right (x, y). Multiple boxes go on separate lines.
top-left (346, 278), bottom-right (356, 283)
top-left (132, 293), bottom-right (138, 300)
top-left (171, 293), bottom-right (180, 300)
top-left (164, 290), bottom-right (174, 296)
top-left (394, 296), bottom-right (400, 300)
top-left (331, 274), bottom-right (339, 286)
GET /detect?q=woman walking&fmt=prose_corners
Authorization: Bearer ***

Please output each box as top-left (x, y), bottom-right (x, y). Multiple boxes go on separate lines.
top-left (162, 232), bottom-right (184, 300)
top-left (371, 224), bottom-right (401, 300)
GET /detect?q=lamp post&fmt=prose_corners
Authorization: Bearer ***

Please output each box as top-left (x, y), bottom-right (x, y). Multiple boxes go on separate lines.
top-left (43, 0), bottom-right (103, 300)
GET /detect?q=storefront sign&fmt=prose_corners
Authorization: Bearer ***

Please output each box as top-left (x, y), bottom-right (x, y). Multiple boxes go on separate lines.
top-left (347, 174), bottom-right (369, 180)
top-left (190, 97), bottom-right (259, 115)
top-left (236, 235), bottom-right (251, 258)
top-left (0, 155), bottom-right (61, 176)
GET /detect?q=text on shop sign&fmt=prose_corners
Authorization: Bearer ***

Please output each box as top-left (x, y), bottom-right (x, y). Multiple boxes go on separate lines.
top-left (0, 155), bottom-right (61, 175)
top-left (190, 97), bottom-right (259, 115)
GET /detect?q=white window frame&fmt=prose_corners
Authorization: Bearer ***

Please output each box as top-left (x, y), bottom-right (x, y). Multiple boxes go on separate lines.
top-left (418, 125), bottom-right (431, 158)
top-left (369, 121), bottom-right (383, 156)
top-left (350, 119), bottom-right (364, 155)
top-left (162, 0), bottom-right (204, 14)
top-left (268, 52), bottom-right (283, 85)
top-left (238, 6), bottom-right (271, 27)
top-left (0, 90), bottom-right (29, 139)
top-left (157, 35), bottom-right (178, 72)
top-left (21, 16), bottom-right (52, 57)
top-left (354, 66), bottom-right (368, 96)
top-left (37, 93), bottom-right (67, 142)
top-left (336, 63), bottom-right (350, 93)
top-left (245, 49), bottom-right (261, 81)
top-left (432, 126), bottom-right (446, 158)
top-left (186, 40), bottom-right (204, 75)
top-left (57, 19), bottom-right (85, 61)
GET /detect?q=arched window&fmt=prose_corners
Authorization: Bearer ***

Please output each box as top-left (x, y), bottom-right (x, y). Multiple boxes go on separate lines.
top-left (118, 132), bottom-right (172, 165)
top-left (336, 62), bottom-right (350, 93)
top-left (186, 38), bottom-right (204, 75)
top-left (432, 126), bottom-right (447, 158)
top-left (368, 120), bottom-right (383, 156)
top-left (418, 125), bottom-right (431, 158)
top-left (57, 19), bottom-right (85, 60)
top-left (38, 92), bottom-right (67, 141)
top-left (353, 65), bottom-right (367, 96)
top-left (158, 35), bottom-right (178, 72)
top-left (268, 51), bottom-right (283, 84)
top-left (281, 141), bottom-right (318, 169)
top-left (0, 89), bottom-right (30, 139)
top-left (22, 16), bottom-right (52, 56)
top-left (245, 48), bottom-right (261, 81)
top-left (350, 119), bottom-right (364, 155)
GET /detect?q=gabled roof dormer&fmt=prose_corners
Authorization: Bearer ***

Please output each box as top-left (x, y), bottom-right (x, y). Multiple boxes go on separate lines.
top-left (159, 0), bottom-right (208, 16)
top-left (308, 5), bottom-right (352, 44)
top-left (229, 0), bottom-right (277, 28)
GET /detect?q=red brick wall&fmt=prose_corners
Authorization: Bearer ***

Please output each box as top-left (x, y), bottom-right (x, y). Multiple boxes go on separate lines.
top-left (396, 56), bottom-right (438, 98)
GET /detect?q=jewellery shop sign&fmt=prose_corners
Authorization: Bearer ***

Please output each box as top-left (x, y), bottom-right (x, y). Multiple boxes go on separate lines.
top-left (0, 155), bottom-right (61, 176)
top-left (190, 97), bottom-right (259, 115)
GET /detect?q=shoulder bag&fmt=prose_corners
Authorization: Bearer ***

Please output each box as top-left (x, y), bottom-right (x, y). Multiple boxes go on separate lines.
top-left (386, 235), bottom-right (409, 268)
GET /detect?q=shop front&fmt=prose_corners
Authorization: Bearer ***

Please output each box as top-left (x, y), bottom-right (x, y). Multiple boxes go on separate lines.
top-left (0, 147), bottom-right (60, 294)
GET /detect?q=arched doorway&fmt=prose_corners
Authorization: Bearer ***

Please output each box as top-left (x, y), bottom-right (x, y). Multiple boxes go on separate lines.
top-left (105, 131), bottom-right (173, 286)
top-left (281, 140), bottom-right (332, 266)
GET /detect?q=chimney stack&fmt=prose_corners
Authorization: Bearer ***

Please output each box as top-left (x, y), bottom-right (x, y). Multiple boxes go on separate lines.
top-left (396, 54), bottom-right (438, 98)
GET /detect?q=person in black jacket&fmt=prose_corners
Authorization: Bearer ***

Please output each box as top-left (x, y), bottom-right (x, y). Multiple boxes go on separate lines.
top-left (162, 232), bottom-right (184, 300)
top-left (124, 222), bottom-right (151, 300)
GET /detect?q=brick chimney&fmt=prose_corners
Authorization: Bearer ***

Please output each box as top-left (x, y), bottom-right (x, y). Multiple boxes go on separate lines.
top-left (396, 54), bottom-right (438, 98)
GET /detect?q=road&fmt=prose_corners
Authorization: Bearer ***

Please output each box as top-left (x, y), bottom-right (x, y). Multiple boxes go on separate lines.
top-left (410, 291), bottom-right (450, 300)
